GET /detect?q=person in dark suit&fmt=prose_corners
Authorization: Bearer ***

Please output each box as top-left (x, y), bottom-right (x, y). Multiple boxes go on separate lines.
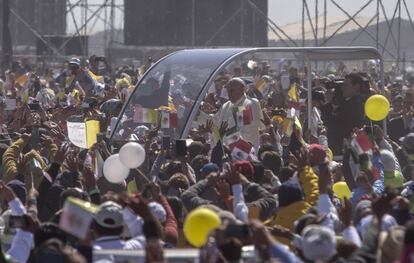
top-left (322, 73), bottom-right (366, 155)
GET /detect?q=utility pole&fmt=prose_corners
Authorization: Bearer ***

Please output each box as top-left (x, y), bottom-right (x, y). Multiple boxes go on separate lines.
top-left (315, 0), bottom-right (318, 46)
top-left (240, 0), bottom-right (245, 46)
top-left (397, 0), bottom-right (401, 70)
top-left (1, 0), bottom-right (13, 72)
top-left (191, 0), bottom-right (195, 46)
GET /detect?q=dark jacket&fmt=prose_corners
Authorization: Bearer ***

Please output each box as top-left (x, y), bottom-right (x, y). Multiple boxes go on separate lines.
top-left (323, 95), bottom-right (365, 155)
top-left (388, 116), bottom-right (409, 142)
top-left (181, 179), bottom-right (277, 220)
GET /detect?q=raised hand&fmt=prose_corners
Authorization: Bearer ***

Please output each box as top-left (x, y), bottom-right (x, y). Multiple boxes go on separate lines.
top-left (82, 165), bottom-right (97, 191)
top-left (261, 110), bottom-right (272, 127)
top-left (65, 152), bottom-right (79, 173)
top-left (372, 188), bottom-right (397, 221)
top-left (54, 143), bottom-right (69, 164)
top-left (318, 164), bottom-right (333, 194)
top-left (338, 197), bottom-right (353, 227)
top-left (0, 181), bottom-right (16, 202)
top-left (219, 121), bottom-right (229, 138)
top-left (215, 178), bottom-right (231, 200)
top-left (225, 163), bottom-right (242, 185)
top-left (198, 119), bottom-right (214, 134)
top-left (150, 182), bottom-right (162, 202)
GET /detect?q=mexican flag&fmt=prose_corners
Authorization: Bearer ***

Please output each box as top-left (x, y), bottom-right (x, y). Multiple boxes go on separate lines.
top-left (229, 138), bottom-right (254, 161)
top-left (160, 111), bottom-right (177, 128)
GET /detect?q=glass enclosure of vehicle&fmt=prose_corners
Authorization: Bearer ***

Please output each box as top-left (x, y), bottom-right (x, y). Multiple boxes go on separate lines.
top-left (111, 47), bottom-right (383, 143)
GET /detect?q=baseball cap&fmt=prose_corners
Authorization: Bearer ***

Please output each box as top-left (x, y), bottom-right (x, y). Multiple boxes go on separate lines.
top-left (301, 225), bottom-right (336, 261)
top-left (94, 201), bottom-right (123, 229)
top-left (380, 226), bottom-right (405, 262)
top-left (148, 202), bottom-right (166, 223)
top-left (308, 144), bottom-right (327, 166)
top-left (68, 57), bottom-right (81, 66)
top-left (200, 163), bottom-right (219, 176)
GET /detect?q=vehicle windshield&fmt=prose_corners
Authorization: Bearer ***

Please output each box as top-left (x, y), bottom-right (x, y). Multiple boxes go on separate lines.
top-left (112, 49), bottom-right (243, 141)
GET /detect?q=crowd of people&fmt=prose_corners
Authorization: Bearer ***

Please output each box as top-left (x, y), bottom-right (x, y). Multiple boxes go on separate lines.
top-left (0, 53), bottom-right (413, 263)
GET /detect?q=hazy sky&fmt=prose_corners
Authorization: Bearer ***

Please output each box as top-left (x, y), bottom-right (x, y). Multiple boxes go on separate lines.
top-left (68, 0), bottom-right (414, 34)
top-left (268, 0), bottom-right (412, 26)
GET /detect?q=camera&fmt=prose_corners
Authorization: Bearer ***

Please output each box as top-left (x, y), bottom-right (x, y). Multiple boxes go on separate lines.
top-left (324, 78), bottom-right (344, 90)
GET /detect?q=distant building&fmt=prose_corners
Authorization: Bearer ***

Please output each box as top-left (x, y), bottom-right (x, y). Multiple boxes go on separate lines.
top-left (124, 0), bottom-right (268, 47)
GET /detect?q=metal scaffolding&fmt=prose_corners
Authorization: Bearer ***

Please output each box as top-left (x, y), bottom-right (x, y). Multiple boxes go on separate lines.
top-left (265, 0), bottom-right (414, 68)
top-left (4, 0), bottom-right (123, 59)
top-left (201, 0), bottom-right (413, 68)
top-left (57, 0), bottom-right (124, 58)
top-left (3, 0), bottom-right (413, 68)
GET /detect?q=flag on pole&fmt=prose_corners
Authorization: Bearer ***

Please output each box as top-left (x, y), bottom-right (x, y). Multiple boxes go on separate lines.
top-left (160, 111), bottom-right (177, 128)
top-left (87, 70), bottom-right (104, 83)
top-left (223, 132), bottom-right (241, 147)
top-left (281, 118), bottom-right (293, 136)
top-left (228, 139), bottom-right (254, 161)
top-left (350, 131), bottom-right (372, 156)
top-left (15, 73), bottom-right (29, 87)
top-left (212, 126), bottom-right (222, 143)
top-left (287, 83), bottom-right (298, 102)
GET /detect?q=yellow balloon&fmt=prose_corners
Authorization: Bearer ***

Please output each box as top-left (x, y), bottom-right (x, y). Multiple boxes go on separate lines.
top-left (332, 182), bottom-right (351, 202)
top-left (183, 208), bottom-right (221, 247)
top-left (364, 94), bottom-right (390, 121)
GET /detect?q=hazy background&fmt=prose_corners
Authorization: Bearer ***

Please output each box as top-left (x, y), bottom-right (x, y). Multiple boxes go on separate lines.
top-left (67, 0), bottom-right (414, 34)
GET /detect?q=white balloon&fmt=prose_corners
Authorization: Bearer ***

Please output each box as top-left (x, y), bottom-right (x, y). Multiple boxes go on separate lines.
top-left (103, 154), bottom-right (130, 183)
top-left (119, 142), bottom-right (146, 168)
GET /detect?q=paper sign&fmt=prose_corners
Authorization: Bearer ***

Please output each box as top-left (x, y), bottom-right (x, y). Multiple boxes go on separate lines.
top-left (67, 120), bottom-right (100, 149)
top-left (67, 121), bottom-right (87, 148)
top-left (281, 75), bottom-right (290, 90)
top-left (5, 99), bottom-right (16, 110)
top-left (59, 197), bottom-right (98, 240)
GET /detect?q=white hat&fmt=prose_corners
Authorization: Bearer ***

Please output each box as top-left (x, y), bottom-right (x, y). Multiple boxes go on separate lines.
top-left (301, 225), bottom-right (337, 261)
top-left (95, 201), bottom-right (124, 229)
top-left (380, 150), bottom-right (396, 172)
top-left (69, 57), bottom-right (81, 66)
top-left (148, 201), bottom-right (166, 223)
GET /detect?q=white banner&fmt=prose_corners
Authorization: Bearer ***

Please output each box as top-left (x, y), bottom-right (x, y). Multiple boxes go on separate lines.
top-left (67, 121), bottom-right (87, 148)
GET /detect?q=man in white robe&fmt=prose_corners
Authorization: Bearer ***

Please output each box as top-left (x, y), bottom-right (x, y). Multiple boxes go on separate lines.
top-left (204, 78), bottom-right (265, 150)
